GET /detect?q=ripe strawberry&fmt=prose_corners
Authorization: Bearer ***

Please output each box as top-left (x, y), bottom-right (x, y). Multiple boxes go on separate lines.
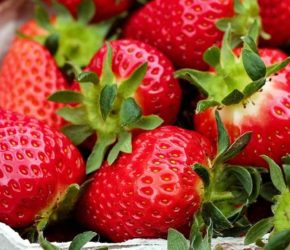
top-left (0, 39), bottom-right (68, 129)
top-left (123, 0), bottom-right (234, 70)
top-left (176, 28), bottom-right (290, 168)
top-left (50, 39), bottom-right (181, 171)
top-left (45, 0), bottom-right (133, 22)
top-left (77, 126), bottom-right (213, 242)
top-left (85, 39), bottom-right (181, 125)
top-left (258, 0), bottom-right (290, 46)
top-left (0, 109), bottom-right (85, 228)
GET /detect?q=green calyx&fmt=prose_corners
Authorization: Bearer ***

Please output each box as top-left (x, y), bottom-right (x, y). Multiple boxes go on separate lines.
top-left (216, 0), bottom-right (269, 44)
top-left (244, 156), bottom-right (290, 248)
top-left (49, 45), bottom-right (163, 174)
top-left (31, 0), bottom-right (112, 67)
top-left (192, 111), bottom-right (261, 237)
top-left (175, 25), bottom-right (290, 113)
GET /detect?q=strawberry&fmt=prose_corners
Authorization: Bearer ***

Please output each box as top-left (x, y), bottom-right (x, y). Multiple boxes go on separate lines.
top-left (44, 0), bottom-right (133, 23)
top-left (0, 39), bottom-right (68, 129)
top-left (77, 119), bottom-right (261, 242)
top-left (258, 0), bottom-right (290, 46)
top-left (50, 39), bottom-right (181, 172)
top-left (123, 0), bottom-right (235, 70)
top-left (77, 126), bottom-right (212, 242)
top-left (0, 109), bottom-right (85, 228)
top-left (176, 27), bottom-right (290, 168)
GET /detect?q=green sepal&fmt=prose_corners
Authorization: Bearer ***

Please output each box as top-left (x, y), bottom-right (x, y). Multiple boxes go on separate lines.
top-left (265, 229), bottom-right (290, 250)
top-left (193, 164), bottom-right (210, 188)
top-left (282, 164), bottom-right (290, 187)
top-left (243, 78), bottom-right (266, 98)
top-left (262, 155), bottom-right (287, 193)
top-left (120, 98), bottom-right (142, 127)
top-left (215, 110), bottom-right (230, 156)
top-left (247, 167), bottom-right (262, 203)
top-left (221, 89), bottom-right (244, 105)
top-left (203, 46), bottom-right (220, 68)
top-left (34, 5), bottom-right (53, 31)
top-left (266, 57), bottom-right (290, 77)
top-left (52, 0), bottom-right (74, 22)
top-left (242, 35), bottom-right (259, 54)
top-left (57, 106), bottom-right (88, 125)
top-left (260, 182), bottom-right (280, 202)
top-left (129, 115), bottom-right (163, 130)
top-left (190, 217), bottom-right (212, 250)
top-left (38, 232), bottom-right (60, 250)
top-left (86, 133), bottom-right (116, 174)
top-left (69, 231), bottom-right (98, 250)
top-left (100, 84), bottom-right (118, 120)
top-left (107, 131), bottom-right (132, 165)
top-left (44, 33), bottom-right (59, 56)
top-left (49, 90), bottom-right (84, 103)
top-left (61, 125), bottom-right (94, 145)
top-left (220, 26), bottom-right (236, 69)
top-left (100, 44), bottom-right (114, 86)
top-left (273, 191), bottom-right (290, 232)
top-left (118, 63), bottom-right (148, 98)
top-left (77, 71), bottom-right (99, 85)
top-left (167, 229), bottom-right (189, 250)
top-left (223, 166), bottom-right (253, 196)
top-left (77, 0), bottom-right (95, 24)
top-left (244, 217), bottom-right (274, 245)
top-left (196, 100), bottom-right (220, 113)
top-left (202, 202), bottom-right (233, 231)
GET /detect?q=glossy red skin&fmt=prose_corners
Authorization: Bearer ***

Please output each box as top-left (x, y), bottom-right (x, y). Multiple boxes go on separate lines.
top-left (78, 126), bottom-right (213, 242)
top-left (85, 39), bottom-right (182, 124)
top-left (0, 38), bottom-right (68, 130)
top-left (45, 0), bottom-right (132, 22)
top-left (259, 0), bottom-right (290, 46)
top-left (0, 109), bottom-right (85, 228)
top-left (194, 48), bottom-right (290, 168)
top-left (123, 0), bottom-right (234, 70)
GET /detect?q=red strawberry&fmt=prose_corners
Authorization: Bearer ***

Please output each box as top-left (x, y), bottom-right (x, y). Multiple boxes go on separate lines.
top-left (85, 39), bottom-right (181, 125)
top-left (50, 39), bottom-right (181, 171)
top-left (0, 109), bottom-right (85, 228)
top-left (45, 0), bottom-right (133, 22)
top-left (123, 0), bottom-right (234, 70)
top-left (77, 126), bottom-right (213, 242)
top-left (0, 39), bottom-right (68, 129)
top-left (258, 0), bottom-right (290, 46)
top-left (176, 29), bottom-right (290, 168)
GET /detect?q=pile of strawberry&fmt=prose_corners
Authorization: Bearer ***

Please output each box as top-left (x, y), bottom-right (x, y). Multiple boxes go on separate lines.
top-left (0, 0), bottom-right (290, 249)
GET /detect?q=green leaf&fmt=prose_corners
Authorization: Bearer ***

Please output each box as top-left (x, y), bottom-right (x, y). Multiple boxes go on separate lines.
top-left (130, 115), bottom-right (163, 130)
top-left (242, 48), bottom-right (266, 81)
top-left (193, 164), bottom-right (210, 187)
top-left (38, 232), bottom-right (60, 250)
top-left (69, 231), bottom-right (97, 250)
top-left (266, 57), bottom-right (290, 77)
top-left (265, 229), bottom-right (290, 250)
top-left (86, 133), bottom-right (116, 174)
top-left (119, 63), bottom-right (148, 98)
top-left (243, 78), bottom-right (266, 97)
top-left (167, 229), bottom-right (189, 250)
top-left (219, 132), bottom-right (252, 162)
top-left (262, 155), bottom-right (287, 193)
top-left (196, 100), bottom-right (220, 113)
top-left (35, 5), bottom-right (52, 31)
top-left (61, 125), bottom-right (94, 145)
top-left (45, 33), bottom-right (59, 56)
top-left (244, 217), bottom-right (274, 245)
top-left (77, 71), bottom-right (99, 85)
top-left (49, 91), bottom-right (84, 103)
top-left (283, 164), bottom-right (290, 187)
top-left (57, 106), bottom-right (88, 125)
top-left (100, 84), bottom-right (118, 120)
top-left (215, 110), bottom-right (230, 155)
top-left (77, 0), bottom-right (95, 24)
top-left (202, 202), bottom-right (233, 231)
top-left (260, 182), bottom-right (280, 202)
top-left (221, 89), bottom-right (244, 105)
top-left (203, 46), bottom-right (221, 67)
top-left (100, 44), bottom-right (114, 86)
top-left (225, 166), bottom-right (253, 195)
top-left (107, 131), bottom-right (132, 165)
top-left (120, 98), bottom-right (142, 127)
